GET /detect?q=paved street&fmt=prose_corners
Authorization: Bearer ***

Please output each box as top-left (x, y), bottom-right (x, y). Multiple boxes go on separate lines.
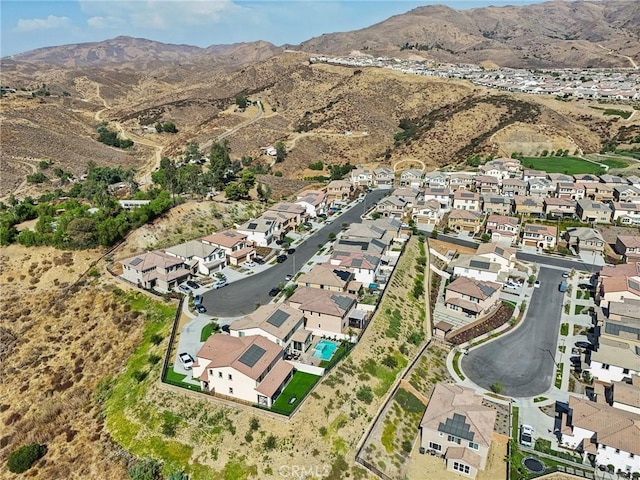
top-left (461, 267), bottom-right (566, 397)
top-left (200, 189), bottom-right (388, 317)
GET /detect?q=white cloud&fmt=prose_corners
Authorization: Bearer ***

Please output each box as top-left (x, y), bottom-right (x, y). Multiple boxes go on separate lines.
top-left (16, 15), bottom-right (72, 32)
top-left (79, 0), bottom-right (246, 30)
top-left (87, 16), bottom-right (126, 29)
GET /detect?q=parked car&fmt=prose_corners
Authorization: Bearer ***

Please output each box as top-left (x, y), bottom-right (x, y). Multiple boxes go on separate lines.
top-left (221, 324), bottom-right (230, 334)
top-left (178, 352), bottom-right (194, 370)
top-left (194, 295), bottom-right (203, 306)
top-left (285, 274), bottom-right (294, 281)
top-left (562, 271), bottom-right (569, 278)
top-left (303, 222), bottom-right (313, 228)
top-left (325, 218), bottom-right (334, 225)
top-left (575, 341), bottom-right (593, 350)
top-left (276, 255), bottom-right (287, 263)
top-left (287, 248), bottom-right (296, 255)
top-left (254, 257), bottom-right (265, 265)
top-left (195, 304), bottom-right (207, 314)
top-left (178, 284), bottom-right (192, 295)
top-left (244, 261), bottom-right (256, 268)
top-left (213, 279), bottom-right (228, 289)
top-left (186, 280), bottom-right (201, 290)
top-left (520, 425), bottom-right (534, 447)
top-left (534, 280), bottom-right (540, 288)
top-left (269, 287), bottom-right (281, 297)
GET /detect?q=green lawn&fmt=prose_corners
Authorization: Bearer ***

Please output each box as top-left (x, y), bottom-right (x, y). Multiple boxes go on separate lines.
top-left (452, 350), bottom-right (465, 380)
top-left (555, 363), bottom-right (564, 389)
top-left (200, 323), bottom-right (214, 341)
top-left (164, 367), bottom-right (202, 393)
top-left (599, 158), bottom-right (630, 169)
top-left (560, 323), bottom-right (569, 336)
top-left (521, 157), bottom-right (604, 175)
top-left (270, 372), bottom-right (320, 415)
top-left (575, 305), bottom-right (585, 315)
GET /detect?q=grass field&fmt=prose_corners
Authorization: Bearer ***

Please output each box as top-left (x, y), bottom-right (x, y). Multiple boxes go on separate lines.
top-left (270, 371), bottom-right (320, 415)
top-left (598, 158), bottom-right (630, 169)
top-left (522, 156), bottom-right (604, 175)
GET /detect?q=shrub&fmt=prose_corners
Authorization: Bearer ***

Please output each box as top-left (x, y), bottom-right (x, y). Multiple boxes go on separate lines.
top-left (147, 354), bottom-right (161, 364)
top-left (7, 444), bottom-right (47, 473)
top-left (249, 417), bottom-right (260, 431)
top-left (319, 426), bottom-right (328, 436)
top-left (382, 355), bottom-right (398, 369)
top-left (244, 432), bottom-right (253, 443)
top-left (490, 382), bottom-right (503, 394)
top-left (128, 458), bottom-right (163, 480)
top-left (356, 385), bottom-right (374, 404)
top-left (132, 370), bottom-right (148, 382)
top-left (161, 411), bottom-right (180, 437)
top-left (150, 334), bottom-right (163, 345)
top-left (402, 440), bottom-right (413, 453)
top-left (263, 434), bottom-right (277, 450)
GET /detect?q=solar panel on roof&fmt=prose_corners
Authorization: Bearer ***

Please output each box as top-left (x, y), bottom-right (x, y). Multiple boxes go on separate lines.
top-left (267, 309), bottom-right (290, 328)
top-left (469, 260), bottom-right (491, 270)
top-left (438, 413), bottom-right (475, 441)
top-left (130, 257), bottom-right (143, 266)
top-left (248, 223), bottom-right (258, 230)
top-left (331, 295), bottom-right (354, 311)
top-left (351, 258), bottom-right (363, 267)
top-left (238, 344), bottom-right (266, 368)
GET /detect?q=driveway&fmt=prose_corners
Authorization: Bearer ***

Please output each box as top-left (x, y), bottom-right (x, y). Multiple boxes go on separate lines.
top-left (200, 189), bottom-right (388, 317)
top-left (461, 267), bottom-right (565, 398)
top-left (516, 252), bottom-right (602, 273)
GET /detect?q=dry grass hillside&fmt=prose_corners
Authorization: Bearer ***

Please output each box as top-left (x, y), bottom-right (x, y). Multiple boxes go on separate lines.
top-left (1, 48), bottom-right (630, 199)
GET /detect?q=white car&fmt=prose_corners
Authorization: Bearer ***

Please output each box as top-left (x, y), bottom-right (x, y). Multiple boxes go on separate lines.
top-left (178, 352), bottom-right (194, 370)
top-left (244, 261), bottom-right (256, 268)
top-left (520, 424), bottom-right (534, 447)
top-left (212, 279), bottom-right (228, 289)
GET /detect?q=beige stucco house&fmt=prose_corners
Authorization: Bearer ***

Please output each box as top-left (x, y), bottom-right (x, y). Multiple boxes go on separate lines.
top-left (288, 287), bottom-right (359, 337)
top-left (522, 224), bottom-right (557, 249)
top-left (201, 230), bottom-right (255, 266)
top-left (444, 277), bottom-right (501, 319)
top-left (419, 383), bottom-right (496, 479)
top-left (448, 209), bottom-right (484, 233)
top-left (120, 250), bottom-right (192, 292)
top-left (576, 199), bottom-right (612, 224)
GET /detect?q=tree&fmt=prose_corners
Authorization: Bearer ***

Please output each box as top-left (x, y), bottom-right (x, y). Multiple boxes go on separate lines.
top-left (371, 212), bottom-right (381, 220)
top-left (66, 217), bottom-right (98, 248)
top-left (235, 94), bottom-right (248, 109)
top-left (209, 141), bottom-right (233, 189)
top-left (490, 382), bottom-right (503, 394)
top-left (240, 170), bottom-right (256, 190)
top-left (183, 141), bottom-right (201, 163)
top-left (224, 182), bottom-right (248, 201)
top-left (7, 444), bottom-right (47, 474)
top-left (275, 141), bottom-right (287, 163)
top-left (430, 228), bottom-right (438, 239)
top-left (481, 233), bottom-right (491, 243)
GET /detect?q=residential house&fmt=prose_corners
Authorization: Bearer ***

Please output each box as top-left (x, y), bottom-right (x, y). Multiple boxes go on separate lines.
top-left (164, 239), bottom-right (226, 276)
top-left (288, 287), bottom-right (360, 337)
top-left (419, 383), bottom-right (496, 479)
top-left (325, 180), bottom-right (353, 205)
top-left (350, 168), bottom-right (374, 188)
top-left (295, 190), bottom-right (327, 218)
top-left (448, 209), bottom-right (484, 233)
top-left (120, 250), bottom-right (192, 292)
top-left (329, 251), bottom-right (381, 286)
top-left (615, 236), bottom-right (640, 261)
top-left (614, 185), bottom-right (640, 203)
top-left (236, 214), bottom-right (279, 247)
top-left (296, 264), bottom-right (359, 294)
top-left (478, 162), bottom-right (510, 182)
top-left (584, 337), bottom-right (640, 384)
top-left (514, 197), bottom-right (545, 217)
top-left (556, 182), bottom-right (585, 200)
top-left (577, 199), bottom-right (612, 224)
top-left (392, 187), bottom-right (423, 207)
top-left (192, 334), bottom-right (293, 408)
top-left (481, 194), bottom-right (513, 216)
top-left (600, 174), bottom-right (626, 186)
top-left (334, 237), bottom-right (387, 256)
top-left (547, 173), bottom-right (575, 186)
top-left (501, 178), bottom-right (527, 197)
top-left (452, 190), bottom-right (481, 212)
top-left (362, 217), bottom-right (403, 238)
top-left (201, 230), bottom-right (255, 266)
top-left (423, 187), bottom-right (451, 209)
top-left (475, 242), bottom-right (517, 270)
top-left (423, 171), bottom-right (450, 188)
top-left (375, 195), bottom-right (410, 218)
top-left (612, 202), bottom-right (640, 225)
top-left (559, 396), bottom-right (640, 473)
top-left (522, 224), bottom-right (557, 249)
top-left (598, 276), bottom-right (640, 310)
top-left (400, 169), bottom-right (424, 188)
top-left (592, 184), bottom-right (615, 203)
top-left (485, 215), bottom-right (520, 245)
top-left (564, 227), bottom-right (606, 253)
top-left (413, 199), bottom-right (443, 227)
top-left (374, 167), bottom-right (394, 187)
top-left (118, 199), bottom-right (151, 210)
top-left (229, 303), bottom-right (308, 353)
top-left (522, 169), bottom-right (547, 182)
top-left (626, 176), bottom-right (640, 190)
top-left (475, 175), bottom-right (501, 194)
top-left (574, 173), bottom-right (602, 186)
top-left (527, 178), bottom-right (555, 198)
top-left (449, 255), bottom-right (506, 283)
top-left (448, 173), bottom-right (474, 192)
top-left (544, 198), bottom-right (577, 218)
top-left (588, 376), bottom-right (640, 416)
top-left (267, 203), bottom-right (307, 231)
top-left (444, 277), bottom-right (501, 319)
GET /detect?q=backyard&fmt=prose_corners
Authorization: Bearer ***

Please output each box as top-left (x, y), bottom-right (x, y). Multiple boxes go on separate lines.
top-left (270, 371), bottom-right (321, 415)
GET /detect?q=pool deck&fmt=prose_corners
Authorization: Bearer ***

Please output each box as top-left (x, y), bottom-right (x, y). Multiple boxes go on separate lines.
top-left (290, 337), bottom-right (338, 367)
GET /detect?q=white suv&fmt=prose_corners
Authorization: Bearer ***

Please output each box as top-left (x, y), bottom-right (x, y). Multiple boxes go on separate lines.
top-left (178, 352), bottom-right (194, 370)
top-left (520, 424), bottom-right (534, 447)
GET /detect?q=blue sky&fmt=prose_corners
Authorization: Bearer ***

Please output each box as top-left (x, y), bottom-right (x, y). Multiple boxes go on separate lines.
top-left (1, 0), bottom-right (543, 57)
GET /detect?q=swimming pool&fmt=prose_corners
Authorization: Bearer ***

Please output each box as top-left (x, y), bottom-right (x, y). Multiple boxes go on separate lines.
top-left (312, 339), bottom-right (339, 361)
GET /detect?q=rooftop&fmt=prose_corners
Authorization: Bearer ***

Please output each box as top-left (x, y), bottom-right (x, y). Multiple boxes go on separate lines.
top-left (446, 276), bottom-right (500, 300)
top-left (288, 287), bottom-right (357, 317)
top-left (201, 229), bottom-right (247, 248)
top-left (230, 303), bottom-right (305, 340)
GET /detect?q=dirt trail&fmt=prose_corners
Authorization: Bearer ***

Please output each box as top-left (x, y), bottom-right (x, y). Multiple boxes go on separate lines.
top-left (0, 158), bottom-right (38, 201)
top-left (597, 44), bottom-right (638, 69)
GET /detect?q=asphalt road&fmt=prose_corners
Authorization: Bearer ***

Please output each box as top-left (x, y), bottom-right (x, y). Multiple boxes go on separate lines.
top-left (461, 267), bottom-right (565, 398)
top-left (516, 252), bottom-right (602, 273)
top-left (201, 189), bottom-right (388, 317)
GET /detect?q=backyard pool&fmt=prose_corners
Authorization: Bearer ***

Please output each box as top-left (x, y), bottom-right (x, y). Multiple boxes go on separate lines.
top-left (312, 339), bottom-right (339, 361)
